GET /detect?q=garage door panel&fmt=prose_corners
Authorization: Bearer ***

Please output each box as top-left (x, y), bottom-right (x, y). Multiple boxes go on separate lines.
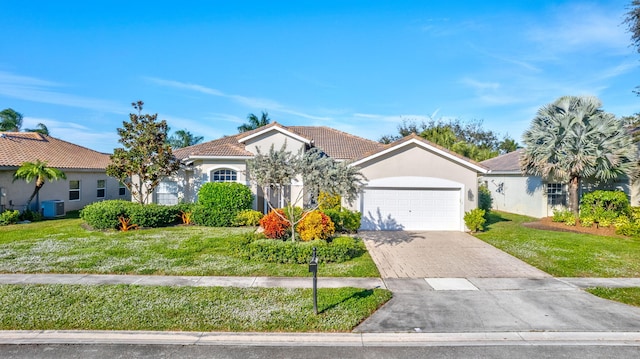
top-left (360, 188), bottom-right (461, 231)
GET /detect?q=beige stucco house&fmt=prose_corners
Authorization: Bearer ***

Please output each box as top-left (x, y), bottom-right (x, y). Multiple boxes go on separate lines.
top-left (0, 132), bottom-right (129, 215)
top-left (166, 123), bottom-right (488, 231)
top-left (480, 149), bottom-right (634, 218)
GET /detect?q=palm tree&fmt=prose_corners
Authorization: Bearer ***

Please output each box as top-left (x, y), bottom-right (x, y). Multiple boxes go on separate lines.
top-left (24, 123), bottom-right (49, 135)
top-left (238, 111), bottom-right (271, 133)
top-left (0, 108), bottom-right (23, 132)
top-left (13, 160), bottom-right (67, 211)
top-left (167, 129), bottom-right (204, 148)
top-left (520, 96), bottom-right (637, 215)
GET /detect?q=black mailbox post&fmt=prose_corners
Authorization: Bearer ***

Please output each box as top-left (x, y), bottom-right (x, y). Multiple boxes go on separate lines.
top-left (309, 247), bottom-right (318, 315)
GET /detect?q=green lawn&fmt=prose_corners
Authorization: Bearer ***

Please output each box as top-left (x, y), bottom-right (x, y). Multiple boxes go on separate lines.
top-left (587, 287), bottom-right (640, 308)
top-left (0, 219), bottom-right (379, 277)
top-left (0, 284), bottom-right (391, 332)
top-left (474, 211), bottom-right (640, 277)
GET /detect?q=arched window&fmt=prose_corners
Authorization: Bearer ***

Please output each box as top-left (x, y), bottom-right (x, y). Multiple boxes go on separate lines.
top-left (211, 169), bottom-right (237, 182)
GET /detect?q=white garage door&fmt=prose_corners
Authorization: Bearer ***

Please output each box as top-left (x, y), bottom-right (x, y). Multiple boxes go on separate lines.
top-left (360, 188), bottom-right (461, 231)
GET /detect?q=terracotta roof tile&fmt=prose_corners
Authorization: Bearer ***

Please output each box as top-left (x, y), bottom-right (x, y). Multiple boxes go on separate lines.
top-left (0, 132), bottom-right (110, 169)
top-left (174, 124), bottom-right (384, 161)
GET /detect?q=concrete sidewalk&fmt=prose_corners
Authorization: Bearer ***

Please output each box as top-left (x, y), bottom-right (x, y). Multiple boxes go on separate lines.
top-left (1, 274), bottom-right (640, 346)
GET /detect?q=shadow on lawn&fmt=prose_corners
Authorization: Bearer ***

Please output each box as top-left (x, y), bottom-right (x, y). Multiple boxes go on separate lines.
top-left (483, 212), bottom-right (511, 230)
top-left (319, 289), bottom-right (376, 314)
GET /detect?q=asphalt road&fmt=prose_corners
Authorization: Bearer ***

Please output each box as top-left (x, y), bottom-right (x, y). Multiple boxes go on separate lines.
top-left (2, 344), bottom-right (640, 359)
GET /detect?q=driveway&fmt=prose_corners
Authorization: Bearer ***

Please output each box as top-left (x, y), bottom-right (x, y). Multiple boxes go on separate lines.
top-left (360, 231), bottom-right (549, 278)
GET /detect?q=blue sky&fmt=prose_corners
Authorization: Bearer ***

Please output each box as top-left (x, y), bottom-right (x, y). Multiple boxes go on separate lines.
top-left (1, 1), bottom-right (639, 153)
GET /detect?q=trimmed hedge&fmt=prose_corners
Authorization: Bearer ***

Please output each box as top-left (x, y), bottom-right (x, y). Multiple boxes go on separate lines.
top-left (232, 209), bottom-right (264, 226)
top-left (234, 235), bottom-right (366, 264)
top-left (193, 182), bottom-right (253, 227)
top-left (80, 200), bottom-right (184, 230)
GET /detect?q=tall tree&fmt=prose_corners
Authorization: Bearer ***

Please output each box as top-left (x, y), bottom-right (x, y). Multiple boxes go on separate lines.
top-left (498, 136), bottom-right (520, 154)
top-left (238, 111), bottom-right (271, 133)
top-left (167, 128), bottom-right (203, 149)
top-left (12, 160), bottom-right (66, 211)
top-left (24, 123), bottom-right (49, 135)
top-left (0, 108), bottom-right (23, 132)
top-left (379, 118), bottom-right (502, 161)
top-left (247, 144), bottom-right (365, 241)
top-left (520, 96), bottom-right (637, 215)
top-left (106, 101), bottom-right (181, 204)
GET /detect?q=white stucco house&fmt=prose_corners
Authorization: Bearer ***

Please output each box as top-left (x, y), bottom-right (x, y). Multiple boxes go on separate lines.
top-left (480, 149), bottom-right (635, 218)
top-left (163, 123), bottom-right (488, 231)
top-left (0, 132), bottom-right (129, 215)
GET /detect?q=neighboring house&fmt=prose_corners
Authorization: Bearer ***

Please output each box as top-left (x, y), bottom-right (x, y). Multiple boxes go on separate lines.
top-left (166, 123), bottom-right (487, 231)
top-left (0, 132), bottom-right (129, 215)
top-left (480, 149), bottom-right (633, 218)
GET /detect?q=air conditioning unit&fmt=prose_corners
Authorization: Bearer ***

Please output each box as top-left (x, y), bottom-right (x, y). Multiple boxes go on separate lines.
top-left (42, 200), bottom-right (65, 218)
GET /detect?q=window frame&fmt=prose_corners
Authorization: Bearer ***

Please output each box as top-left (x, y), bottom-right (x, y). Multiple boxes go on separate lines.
top-left (69, 180), bottom-right (81, 201)
top-left (96, 179), bottom-right (106, 199)
top-left (546, 183), bottom-right (567, 206)
top-left (211, 169), bottom-right (238, 183)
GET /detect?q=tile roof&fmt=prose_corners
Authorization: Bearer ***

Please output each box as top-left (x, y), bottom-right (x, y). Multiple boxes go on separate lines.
top-left (0, 132), bottom-right (111, 169)
top-left (480, 149), bottom-right (523, 172)
top-left (173, 123), bottom-right (384, 161)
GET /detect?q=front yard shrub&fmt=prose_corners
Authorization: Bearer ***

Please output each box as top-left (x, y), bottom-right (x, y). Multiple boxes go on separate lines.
top-left (580, 190), bottom-right (631, 227)
top-left (235, 236), bottom-right (366, 264)
top-left (19, 209), bottom-right (42, 222)
top-left (196, 182), bottom-right (253, 227)
top-left (552, 209), bottom-right (574, 224)
top-left (323, 208), bottom-right (361, 233)
top-left (478, 184), bottom-right (492, 215)
top-left (318, 192), bottom-right (341, 211)
top-left (297, 210), bottom-right (335, 241)
top-left (232, 209), bottom-right (264, 226)
top-left (81, 200), bottom-right (136, 230)
top-left (259, 209), bottom-right (291, 239)
top-left (0, 210), bottom-right (20, 226)
top-left (127, 203), bottom-right (178, 228)
top-left (464, 208), bottom-right (486, 233)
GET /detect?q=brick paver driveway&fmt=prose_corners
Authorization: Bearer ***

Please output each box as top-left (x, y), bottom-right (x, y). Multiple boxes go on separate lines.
top-left (360, 231), bottom-right (549, 278)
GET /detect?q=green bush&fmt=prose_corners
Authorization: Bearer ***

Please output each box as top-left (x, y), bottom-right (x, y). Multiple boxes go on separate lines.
top-left (579, 190), bottom-right (630, 228)
top-left (464, 208), bottom-right (486, 233)
top-left (80, 200), bottom-right (135, 230)
top-left (478, 184), bottom-right (492, 215)
top-left (19, 209), bottom-right (43, 222)
top-left (0, 210), bottom-right (20, 226)
top-left (615, 215), bottom-right (640, 237)
top-left (232, 209), bottom-right (264, 226)
top-left (195, 182), bottom-right (253, 227)
top-left (552, 209), bottom-right (574, 223)
top-left (81, 200), bottom-right (180, 230)
top-left (235, 235), bottom-right (366, 264)
top-left (323, 208), bottom-right (362, 233)
top-left (128, 203), bottom-right (178, 228)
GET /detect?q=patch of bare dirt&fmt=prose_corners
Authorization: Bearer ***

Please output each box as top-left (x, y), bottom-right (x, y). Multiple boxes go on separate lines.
top-left (522, 216), bottom-right (623, 237)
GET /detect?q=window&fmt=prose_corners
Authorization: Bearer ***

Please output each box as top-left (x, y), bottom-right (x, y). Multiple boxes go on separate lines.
top-left (97, 180), bottom-right (106, 198)
top-left (211, 169), bottom-right (237, 182)
top-left (546, 183), bottom-right (566, 206)
top-left (118, 182), bottom-right (126, 196)
top-left (69, 180), bottom-right (80, 201)
top-left (156, 181), bottom-right (179, 205)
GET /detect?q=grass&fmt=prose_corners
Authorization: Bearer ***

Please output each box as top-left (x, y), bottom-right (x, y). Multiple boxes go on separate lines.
top-left (587, 287), bottom-right (640, 307)
top-left (474, 211), bottom-right (640, 277)
top-left (0, 219), bottom-right (380, 277)
top-left (0, 284), bottom-right (391, 332)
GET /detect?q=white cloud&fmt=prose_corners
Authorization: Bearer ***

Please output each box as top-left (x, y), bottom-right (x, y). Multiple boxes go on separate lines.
top-left (0, 71), bottom-right (127, 114)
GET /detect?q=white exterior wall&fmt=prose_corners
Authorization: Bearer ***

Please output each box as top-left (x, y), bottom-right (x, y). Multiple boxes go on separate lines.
top-left (480, 173), bottom-right (547, 218)
top-left (0, 169), bottom-right (128, 213)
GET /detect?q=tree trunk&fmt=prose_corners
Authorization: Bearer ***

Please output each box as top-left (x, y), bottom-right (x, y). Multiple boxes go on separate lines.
top-left (25, 184), bottom-right (43, 211)
top-left (569, 176), bottom-right (580, 216)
